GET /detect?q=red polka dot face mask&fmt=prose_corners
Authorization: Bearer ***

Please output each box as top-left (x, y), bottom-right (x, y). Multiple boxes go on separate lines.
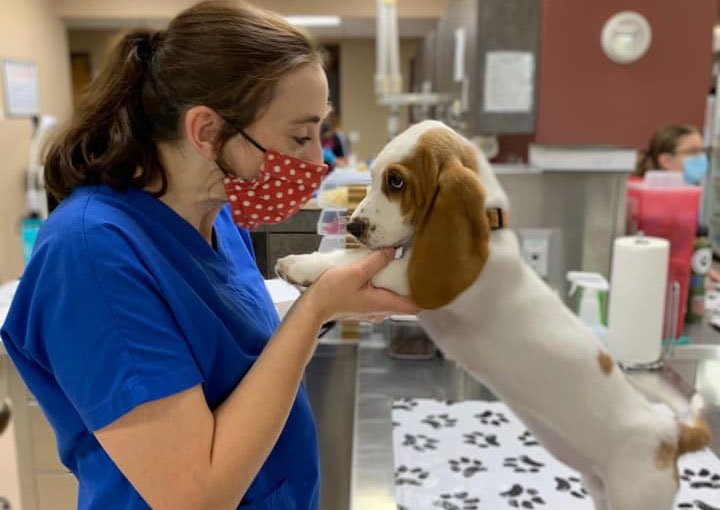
top-left (222, 131), bottom-right (328, 230)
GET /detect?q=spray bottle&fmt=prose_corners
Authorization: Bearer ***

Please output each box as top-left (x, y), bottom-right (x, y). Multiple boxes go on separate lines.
top-left (567, 271), bottom-right (609, 343)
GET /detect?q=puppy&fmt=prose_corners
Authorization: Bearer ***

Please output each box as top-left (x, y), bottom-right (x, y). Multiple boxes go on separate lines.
top-left (276, 120), bottom-right (710, 510)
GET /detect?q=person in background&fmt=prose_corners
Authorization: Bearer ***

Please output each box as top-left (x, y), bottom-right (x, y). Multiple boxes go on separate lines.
top-left (635, 124), bottom-right (720, 283)
top-left (321, 112), bottom-right (349, 167)
top-left (0, 2), bottom-right (418, 510)
top-left (634, 124), bottom-right (708, 185)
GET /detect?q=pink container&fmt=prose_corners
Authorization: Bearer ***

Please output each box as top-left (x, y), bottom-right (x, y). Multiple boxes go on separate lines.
top-left (626, 177), bottom-right (701, 338)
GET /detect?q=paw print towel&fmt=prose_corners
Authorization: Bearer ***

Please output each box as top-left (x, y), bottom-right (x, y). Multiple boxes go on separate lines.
top-left (393, 399), bottom-right (720, 510)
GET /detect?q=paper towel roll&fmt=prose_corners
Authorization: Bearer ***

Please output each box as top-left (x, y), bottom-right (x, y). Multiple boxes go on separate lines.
top-left (606, 236), bottom-right (669, 365)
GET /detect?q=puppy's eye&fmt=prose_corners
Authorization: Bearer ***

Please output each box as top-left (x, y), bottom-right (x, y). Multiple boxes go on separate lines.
top-left (387, 173), bottom-right (404, 191)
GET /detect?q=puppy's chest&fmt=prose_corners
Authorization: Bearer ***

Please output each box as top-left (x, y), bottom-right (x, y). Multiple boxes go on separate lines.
top-left (417, 309), bottom-right (497, 364)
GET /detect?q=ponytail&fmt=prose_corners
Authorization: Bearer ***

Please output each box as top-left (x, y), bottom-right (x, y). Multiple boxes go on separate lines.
top-left (46, 1), bottom-right (326, 202)
top-left (634, 150), bottom-right (654, 177)
top-left (45, 29), bottom-right (165, 201)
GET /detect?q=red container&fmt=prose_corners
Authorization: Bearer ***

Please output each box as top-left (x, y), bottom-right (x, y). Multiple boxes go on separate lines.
top-left (626, 177), bottom-right (701, 338)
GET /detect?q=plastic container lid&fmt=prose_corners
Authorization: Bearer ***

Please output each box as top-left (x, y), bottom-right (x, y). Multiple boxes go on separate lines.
top-left (644, 170), bottom-right (685, 188)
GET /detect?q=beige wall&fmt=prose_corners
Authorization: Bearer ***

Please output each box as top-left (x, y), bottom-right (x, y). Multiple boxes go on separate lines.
top-left (0, 0), bottom-right (72, 282)
top-left (338, 38), bottom-right (419, 161)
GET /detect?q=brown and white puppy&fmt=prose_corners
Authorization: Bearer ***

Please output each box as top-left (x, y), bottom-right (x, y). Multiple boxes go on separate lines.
top-left (276, 120), bottom-right (710, 510)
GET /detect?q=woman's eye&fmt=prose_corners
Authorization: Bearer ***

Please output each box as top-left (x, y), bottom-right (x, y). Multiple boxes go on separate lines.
top-left (293, 136), bottom-right (312, 146)
top-left (388, 173), bottom-right (404, 190)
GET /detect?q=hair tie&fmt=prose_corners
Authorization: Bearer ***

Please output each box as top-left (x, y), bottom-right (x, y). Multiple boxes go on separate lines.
top-left (135, 30), bottom-right (164, 65)
top-left (150, 31), bottom-right (165, 55)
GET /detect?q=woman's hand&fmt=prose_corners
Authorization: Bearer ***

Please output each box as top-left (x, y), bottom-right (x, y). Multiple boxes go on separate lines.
top-left (301, 248), bottom-right (420, 323)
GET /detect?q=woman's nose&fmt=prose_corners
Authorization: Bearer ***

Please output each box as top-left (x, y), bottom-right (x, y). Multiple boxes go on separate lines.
top-left (305, 138), bottom-right (323, 164)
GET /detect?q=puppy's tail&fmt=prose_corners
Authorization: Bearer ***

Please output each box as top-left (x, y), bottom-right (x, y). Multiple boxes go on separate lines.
top-left (677, 393), bottom-right (711, 455)
top-left (627, 373), bottom-right (711, 454)
top-left (677, 413), bottom-right (711, 455)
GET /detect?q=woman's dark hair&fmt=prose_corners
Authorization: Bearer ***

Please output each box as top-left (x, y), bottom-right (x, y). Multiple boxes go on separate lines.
top-left (634, 124), bottom-right (699, 177)
top-left (45, 0), bottom-right (325, 200)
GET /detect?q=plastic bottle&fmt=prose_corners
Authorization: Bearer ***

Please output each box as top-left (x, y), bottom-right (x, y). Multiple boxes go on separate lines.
top-left (686, 224), bottom-right (712, 323)
top-left (567, 271), bottom-right (609, 342)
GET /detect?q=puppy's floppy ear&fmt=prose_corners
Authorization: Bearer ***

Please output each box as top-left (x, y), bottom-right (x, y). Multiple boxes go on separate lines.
top-left (408, 158), bottom-right (490, 309)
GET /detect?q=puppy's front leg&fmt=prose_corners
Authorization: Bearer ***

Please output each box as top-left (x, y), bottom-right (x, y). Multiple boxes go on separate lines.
top-left (370, 255), bottom-right (410, 296)
top-left (275, 249), bottom-right (370, 287)
top-left (275, 249), bottom-right (411, 297)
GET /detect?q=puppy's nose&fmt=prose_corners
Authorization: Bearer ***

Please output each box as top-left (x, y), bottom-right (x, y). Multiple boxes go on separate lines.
top-left (347, 219), bottom-right (367, 239)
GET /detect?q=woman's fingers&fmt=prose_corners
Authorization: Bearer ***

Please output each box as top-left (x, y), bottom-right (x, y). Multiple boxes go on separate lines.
top-left (308, 248), bottom-right (422, 321)
top-left (353, 249), bottom-right (395, 281)
top-left (363, 287), bottom-right (421, 315)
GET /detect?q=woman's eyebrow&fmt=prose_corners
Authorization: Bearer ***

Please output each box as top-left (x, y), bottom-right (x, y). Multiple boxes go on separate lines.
top-left (290, 104), bottom-right (333, 125)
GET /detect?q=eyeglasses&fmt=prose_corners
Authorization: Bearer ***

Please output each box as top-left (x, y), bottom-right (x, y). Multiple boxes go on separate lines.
top-left (672, 147), bottom-right (710, 157)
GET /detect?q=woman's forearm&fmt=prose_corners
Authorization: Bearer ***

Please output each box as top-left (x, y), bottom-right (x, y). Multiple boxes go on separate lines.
top-left (204, 293), bottom-right (324, 508)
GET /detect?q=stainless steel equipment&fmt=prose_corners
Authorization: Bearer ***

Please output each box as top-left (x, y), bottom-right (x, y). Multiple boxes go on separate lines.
top-left (304, 342), bottom-right (358, 510)
top-left (415, 0), bottom-right (542, 135)
top-left (495, 164), bottom-right (629, 298)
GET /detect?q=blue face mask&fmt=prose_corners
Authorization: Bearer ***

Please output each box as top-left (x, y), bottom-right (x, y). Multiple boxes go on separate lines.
top-left (683, 153), bottom-right (708, 185)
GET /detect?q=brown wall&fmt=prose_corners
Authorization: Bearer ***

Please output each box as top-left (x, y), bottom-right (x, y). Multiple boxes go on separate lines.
top-left (0, 0), bottom-right (72, 281)
top-left (534, 0), bottom-right (715, 148)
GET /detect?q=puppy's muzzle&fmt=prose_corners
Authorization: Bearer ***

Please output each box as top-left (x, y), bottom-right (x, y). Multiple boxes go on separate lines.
top-left (347, 218), bottom-right (368, 241)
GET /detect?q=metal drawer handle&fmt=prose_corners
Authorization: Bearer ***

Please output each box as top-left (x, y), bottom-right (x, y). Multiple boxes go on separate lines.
top-left (0, 400), bottom-right (10, 435)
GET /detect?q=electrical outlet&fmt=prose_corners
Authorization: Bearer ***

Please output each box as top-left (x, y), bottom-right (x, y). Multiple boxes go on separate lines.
top-left (519, 229), bottom-right (551, 278)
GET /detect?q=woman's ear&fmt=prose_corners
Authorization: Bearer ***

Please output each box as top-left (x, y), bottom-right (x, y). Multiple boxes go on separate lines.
top-left (407, 159), bottom-right (490, 309)
top-left (184, 106), bottom-right (223, 160)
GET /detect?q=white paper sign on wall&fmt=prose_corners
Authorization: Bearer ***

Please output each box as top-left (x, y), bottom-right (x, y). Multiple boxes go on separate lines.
top-left (2, 59), bottom-right (40, 118)
top-left (483, 51), bottom-right (535, 113)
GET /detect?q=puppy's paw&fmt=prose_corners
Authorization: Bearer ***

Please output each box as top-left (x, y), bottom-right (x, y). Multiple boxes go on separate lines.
top-left (275, 253), bottom-right (326, 287)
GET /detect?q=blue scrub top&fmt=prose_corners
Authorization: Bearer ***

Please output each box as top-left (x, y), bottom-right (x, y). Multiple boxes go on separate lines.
top-left (1, 185), bottom-right (320, 510)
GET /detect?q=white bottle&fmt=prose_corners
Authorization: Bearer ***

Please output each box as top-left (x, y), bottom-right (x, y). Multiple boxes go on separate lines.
top-left (567, 271), bottom-right (609, 343)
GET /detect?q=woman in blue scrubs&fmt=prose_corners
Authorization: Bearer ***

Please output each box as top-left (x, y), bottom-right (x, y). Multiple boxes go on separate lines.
top-left (0, 2), bottom-right (418, 509)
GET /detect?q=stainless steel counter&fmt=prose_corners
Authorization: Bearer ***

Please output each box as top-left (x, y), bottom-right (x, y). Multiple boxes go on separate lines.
top-left (305, 322), bottom-right (720, 510)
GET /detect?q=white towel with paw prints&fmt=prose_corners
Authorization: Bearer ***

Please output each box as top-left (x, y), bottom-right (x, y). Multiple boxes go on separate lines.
top-left (392, 399), bottom-right (720, 510)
